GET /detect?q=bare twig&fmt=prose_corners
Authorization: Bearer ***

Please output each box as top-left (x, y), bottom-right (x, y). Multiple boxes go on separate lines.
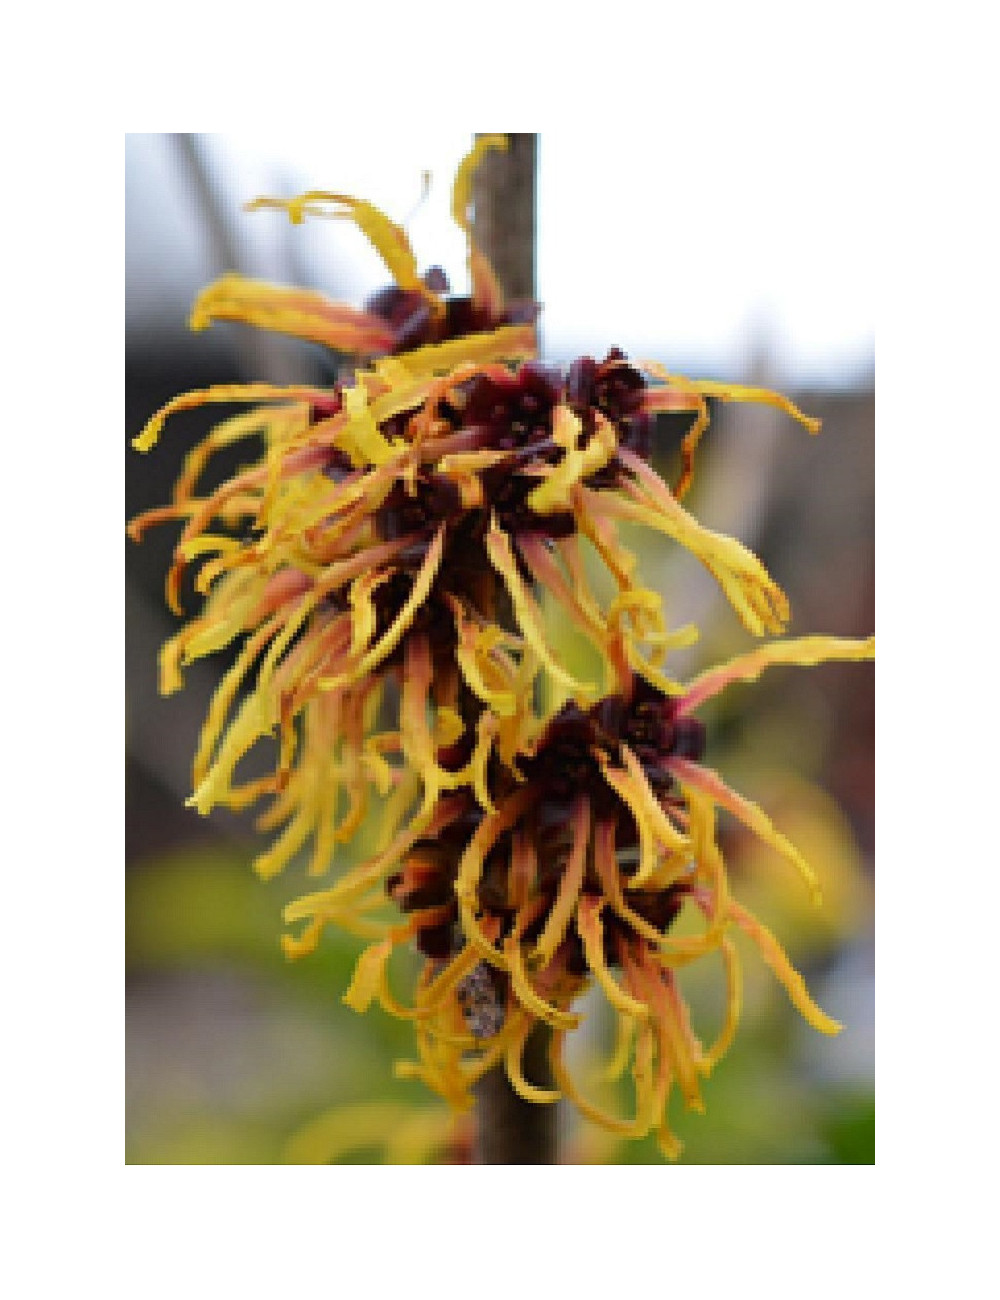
top-left (469, 132), bottom-right (559, 1165)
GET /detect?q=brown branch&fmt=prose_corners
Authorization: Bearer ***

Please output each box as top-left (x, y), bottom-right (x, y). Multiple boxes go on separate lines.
top-left (470, 133), bottom-right (538, 303)
top-left (468, 132), bottom-right (559, 1164)
top-left (474, 1024), bottom-right (561, 1163)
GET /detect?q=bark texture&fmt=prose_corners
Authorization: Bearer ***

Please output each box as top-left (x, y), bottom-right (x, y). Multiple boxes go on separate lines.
top-left (469, 132), bottom-right (558, 1165)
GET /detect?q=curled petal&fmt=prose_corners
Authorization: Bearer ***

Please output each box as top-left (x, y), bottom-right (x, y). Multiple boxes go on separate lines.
top-left (591, 816), bottom-right (664, 947)
top-left (253, 798), bottom-right (321, 883)
top-left (679, 634), bottom-right (876, 716)
top-left (393, 324), bottom-right (537, 378)
top-left (504, 1015), bottom-right (562, 1105)
top-left (573, 493), bottom-right (637, 588)
top-left (727, 899), bottom-right (842, 1036)
top-left (508, 829), bottom-right (537, 911)
top-left (451, 133), bottom-right (509, 315)
top-left (421, 943), bottom-right (484, 1014)
top-left (639, 382), bottom-right (707, 501)
top-left (172, 407), bottom-right (278, 505)
top-left (186, 691), bottom-right (275, 819)
top-left (576, 896), bottom-right (650, 1021)
top-left (284, 794), bottom-right (462, 917)
top-left (640, 359), bottom-right (821, 434)
top-left (619, 745), bottom-right (689, 858)
top-left (450, 599), bottom-right (517, 717)
top-left (505, 935), bottom-right (579, 1030)
top-left (599, 755), bottom-right (660, 887)
top-left (550, 1028), bottom-right (657, 1141)
top-left (640, 358), bottom-right (821, 502)
top-left (193, 656), bottom-right (277, 776)
top-left (349, 568), bottom-right (391, 656)
top-left (616, 449), bottom-right (794, 635)
top-left (671, 758), bottom-right (822, 905)
top-left (247, 190), bottom-right (437, 305)
top-left (458, 900), bottom-right (509, 972)
top-left (486, 518), bottom-right (596, 701)
top-left (533, 797), bottom-right (590, 968)
top-left (518, 533), bottom-right (608, 651)
top-left (702, 937), bottom-right (743, 1073)
top-left (189, 273), bottom-right (396, 354)
top-left (344, 910), bottom-right (451, 1021)
top-left (528, 406), bottom-right (616, 515)
top-left (625, 954), bottom-right (704, 1113)
top-left (131, 382), bottom-right (332, 453)
top-left (342, 939), bottom-right (394, 1014)
top-left (401, 635), bottom-right (497, 818)
top-left (339, 378), bottom-right (403, 466)
top-left (459, 1011), bottom-right (526, 1088)
top-left (322, 525), bottom-right (446, 690)
top-left (451, 133), bottom-right (508, 236)
top-left (599, 1010), bottom-right (636, 1084)
top-left (652, 788), bottom-right (728, 961)
top-left (455, 791), bottom-right (535, 958)
top-left (597, 745), bottom-right (687, 888)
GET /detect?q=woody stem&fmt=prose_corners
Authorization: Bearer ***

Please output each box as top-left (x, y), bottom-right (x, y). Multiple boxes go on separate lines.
top-left (469, 132), bottom-right (558, 1164)
top-left (474, 1023), bottom-right (559, 1163)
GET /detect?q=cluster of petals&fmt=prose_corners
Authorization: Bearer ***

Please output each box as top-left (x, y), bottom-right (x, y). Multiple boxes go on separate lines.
top-left (129, 137), bottom-right (875, 1155)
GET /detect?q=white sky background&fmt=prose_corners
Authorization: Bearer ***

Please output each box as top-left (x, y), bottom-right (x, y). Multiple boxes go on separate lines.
top-left (126, 130), bottom-right (874, 390)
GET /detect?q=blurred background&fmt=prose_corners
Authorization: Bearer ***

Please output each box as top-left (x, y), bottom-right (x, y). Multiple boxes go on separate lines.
top-left (125, 132), bottom-right (874, 1164)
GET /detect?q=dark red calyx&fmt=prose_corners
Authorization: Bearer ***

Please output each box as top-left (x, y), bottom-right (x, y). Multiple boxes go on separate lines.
top-left (375, 473), bottom-right (464, 544)
top-left (365, 267), bottom-right (540, 357)
top-left (463, 363), bottom-right (562, 442)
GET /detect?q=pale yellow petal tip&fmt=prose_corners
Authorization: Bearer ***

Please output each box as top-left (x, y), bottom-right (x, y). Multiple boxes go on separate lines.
top-left (183, 789), bottom-right (212, 818)
top-left (245, 195), bottom-right (304, 224)
top-left (656, 1131), bottom-right (684, 1161)
top-left (252, 853), bottom-right (286, 883)
top-left (186, 287), bottom-right (210, 332)
top-left (281, 932), bottom-right (317, 962)
top-left (157, 644), bottom-right (184, 696)
top-left (131, 423), bottom-right (161, 454)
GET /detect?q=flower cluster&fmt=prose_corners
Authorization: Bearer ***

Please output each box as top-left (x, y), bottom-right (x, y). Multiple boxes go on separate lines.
top-left (129, 136), bottom-right (874, 1158)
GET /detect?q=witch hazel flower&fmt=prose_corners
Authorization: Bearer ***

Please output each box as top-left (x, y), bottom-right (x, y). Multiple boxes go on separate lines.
top-left (128, 339), bottom-right (820, 879)
top-left (283, 630), bottom-right (872, 1156)
top-left (128, 135), bottom-right (874, 1159)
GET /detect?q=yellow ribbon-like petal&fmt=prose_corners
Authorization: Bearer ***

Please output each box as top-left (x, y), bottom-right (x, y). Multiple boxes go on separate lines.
top-left (247, 191), bottom-right (437, 305)
top-left (486, 518), bottom-right (596, 701)
top-left (727, 899), bottom-right (842, 1036)
top-left (680, 635), bottom-right (876, 716)
top-left (189, 273), bottom-right (396, 354)
top-left (132, 382), bottom-right (332, 453)
top-left (672, 758), bottom-right (822, 905)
